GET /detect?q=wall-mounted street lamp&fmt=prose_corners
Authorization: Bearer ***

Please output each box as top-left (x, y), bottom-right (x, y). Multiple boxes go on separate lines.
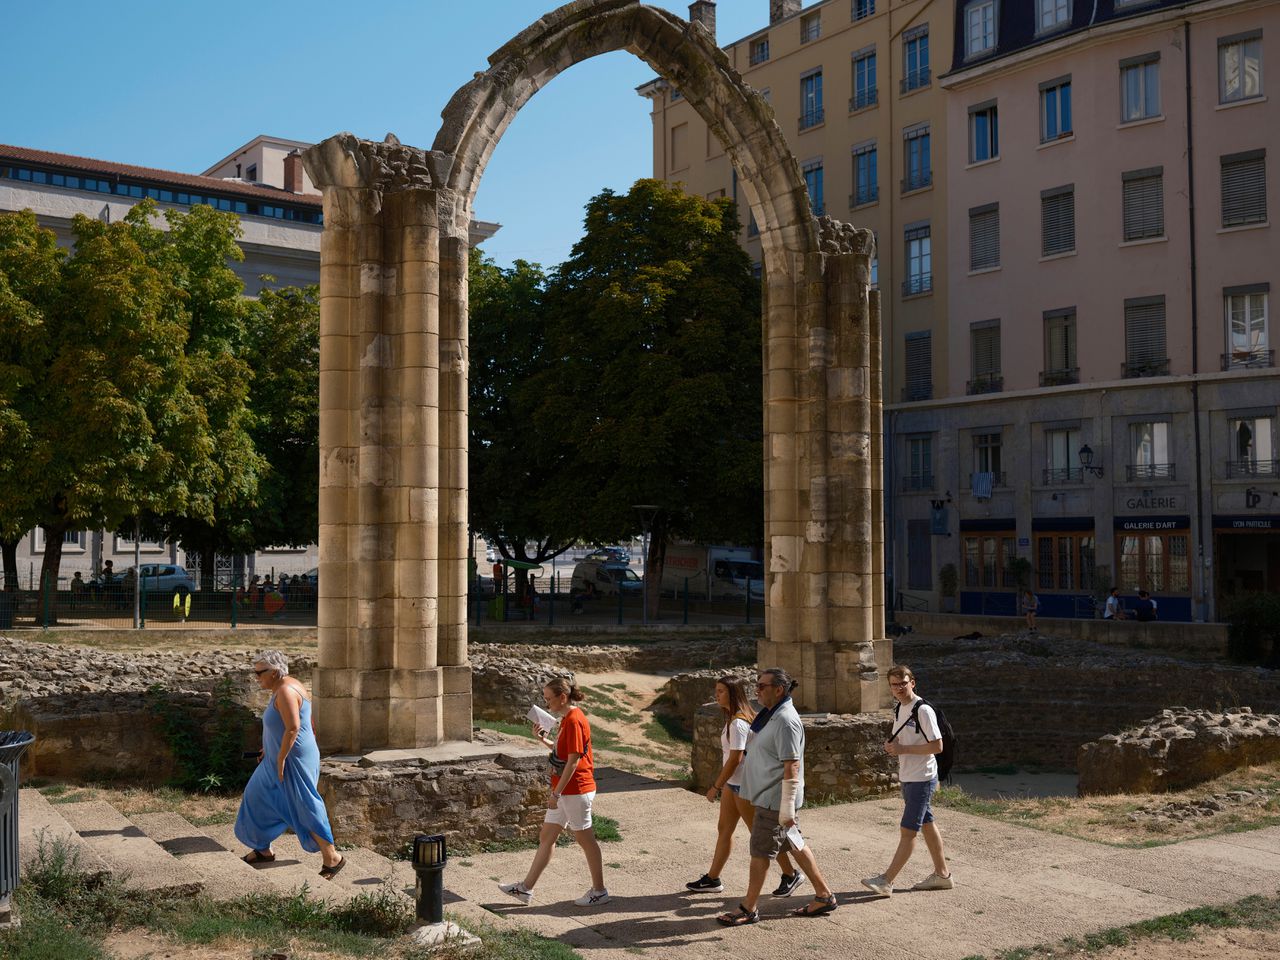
top-left (1079, 444), bottom-right (1104, 479)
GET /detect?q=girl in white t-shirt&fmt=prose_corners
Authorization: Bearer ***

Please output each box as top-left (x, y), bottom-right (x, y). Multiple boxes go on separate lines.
top-left (685, 677), bottom-right (799, 895)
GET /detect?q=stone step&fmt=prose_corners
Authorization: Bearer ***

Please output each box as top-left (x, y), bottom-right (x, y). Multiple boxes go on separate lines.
top-left (17, 789), bottom-right (112, 882)
top-left (128, 812), bottom-right (279, 902)
top-left (55, 800), bottom-right (203, 896)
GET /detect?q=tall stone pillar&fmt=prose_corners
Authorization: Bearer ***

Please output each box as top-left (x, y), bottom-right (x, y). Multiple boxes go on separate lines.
top-left (303, 133), bottom-right (472, 753)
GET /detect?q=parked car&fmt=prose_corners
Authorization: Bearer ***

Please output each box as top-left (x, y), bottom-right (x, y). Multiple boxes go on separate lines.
top-left (584, 546), bottom-right (630, 564)
top-left (129, 564), bottom-right (198, 595)
top-left (570, 560), bottom-right (642, 597)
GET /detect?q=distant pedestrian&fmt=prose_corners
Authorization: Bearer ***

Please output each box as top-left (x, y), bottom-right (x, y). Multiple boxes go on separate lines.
top-left (1021, 589), bottom-right (1039, 632)
top-left (499, 677), bottom-right (609, 908)
top-left (686, 676), bottom-right (800, 897)
top-left (862, 665), bottom-right (953, 897)
top-left (1104, 586), bottom-right (1126, 620)
top-left (717, 668), bottom-right (837, 926)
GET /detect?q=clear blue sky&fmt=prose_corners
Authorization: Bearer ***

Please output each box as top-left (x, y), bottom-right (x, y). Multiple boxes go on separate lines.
top-left (3, 0), bottom-right (773, 269)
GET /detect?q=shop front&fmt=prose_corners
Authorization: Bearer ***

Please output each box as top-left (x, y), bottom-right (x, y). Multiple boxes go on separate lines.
top-left (1031, 517), bottom-right (1096, 618)
top-left (1114, 515), bottom-right (1193, 621)
top-left (959, 518), bottom-right (1017, 616)
top-left (1212, 514), bottom-right (1280, 613)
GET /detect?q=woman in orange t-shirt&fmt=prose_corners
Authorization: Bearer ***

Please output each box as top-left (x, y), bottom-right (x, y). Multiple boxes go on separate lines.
top-left (498, 677), bottom-right (609, 907)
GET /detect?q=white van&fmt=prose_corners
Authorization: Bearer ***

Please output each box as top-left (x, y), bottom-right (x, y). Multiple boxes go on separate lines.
top-left (569, 561), bottom-right (643, 597)
top-left (660, 545), bottom-right (764, 601)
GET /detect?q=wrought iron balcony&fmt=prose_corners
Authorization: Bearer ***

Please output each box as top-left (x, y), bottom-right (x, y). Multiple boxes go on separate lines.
top-left (1126, 462), bottom-right (1176, 481)
top-left (1122, 358), bottom-right (1170, 378)
top-left (849, 186), bottom-right (879, 208)
top-left (799, 107), bottom-right (825, 131)
top-left (1043, 467), bottom-right (1084, 484)
top-left (1040, 367), bottom-right (1079, 387)
top-left (849, 87), bottom-right (878, 112)
top-left (1221, 348), bottom-right (1275, 370)
top-left (901, 68), bottom-right (931, 93)
top-left (900, 384), bottom-right (932, 402)
top-left (901, 169), bottom-right (932, 193)
top-left (902, 274), bottom-right (933, 297)
top-left (966, 374), bottom-right (1004, 395)
top-left (902, 473), bottom-right (934, 491)
top-left (1226, 458), bottom-right (1280, 478)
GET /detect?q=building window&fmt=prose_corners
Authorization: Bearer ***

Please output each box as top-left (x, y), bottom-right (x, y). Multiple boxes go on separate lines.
top-left (906, 435), bottom-right (933, 489)
top-left (1043, 308), bottom-right (1078, 385)
top-left (903, 331), bottom-right (932, 401)
top-left (750, 36), bottom-right (770, 66)
top-left (1219, 31), bottom-right (1263, 104)
top-left (1129, 421), bottom-right (1173, 480)
top-left (1221, 150), bottom-right (1267, 227)
top-left (245, 164), bottom-right (257, 181)
top-left (800, 70), bottom-right (824, 130)
top-left (903, 124), bottom-right (931, 191)
top-left (968, 101), bottom-right (999, 163)
top-left (1039, 76), bottom-right (1072, 142)
top-left (1121, 54), bottom-right (1160, 122)
top-left (969, 203), bottom-right (999, 271)
top-left (1040, 185), bottom-right (1075, 256)
top-left (852, 142), bottom-right (878, 206)
top-left (1037, 533), bottom-right (1096, 591)
top-left (1038, 0), bottom-right (1070, 33)
top-left (969, 321), bottom-right (1002, 394)
top-left (1045, 428), bottom-right (1082, 484)
top-left (670, 123), bottom-right (688, 171)
top-left (904, 223), bottom-right (932, 296)
top-left (854, 0), bottom-right (875, 20)
top-left (670, 87), bottom-right (683, 102)
top-left (1122, 167), bottom-right (1164, 240)
top-left (965, 0), bottom-right (997, 59)
top-left (852, 49), bottom-right (877, 111)
top-left (1119, 532), bottom-right (1190, 593)
top-left (800, 11), bottom-right (821, 44)
top-left (973, 432), bottom-right (1003, 479)
top-left (902, 26), bottom-right (930, 92)
top-left (802, 159), bottom-right (824, 216)
top-left (1229, 415), bottom-right (1275, 475)
top-left (1124, 296), bottom-right (1169, 377)
top-left (1225, 285), bottom-right (1270, 368)
top-left (963, 532), bottom-right (1016, 589)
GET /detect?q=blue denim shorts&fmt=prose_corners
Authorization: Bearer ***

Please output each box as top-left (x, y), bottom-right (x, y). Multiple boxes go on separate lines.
top-left (900, 777), bottom-right (938, 831)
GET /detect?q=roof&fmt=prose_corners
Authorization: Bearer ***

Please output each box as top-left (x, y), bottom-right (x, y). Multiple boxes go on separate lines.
top-left (0, 143), bottom-right (321, 208)
top-left (200, 134), bottom-right (316, 177)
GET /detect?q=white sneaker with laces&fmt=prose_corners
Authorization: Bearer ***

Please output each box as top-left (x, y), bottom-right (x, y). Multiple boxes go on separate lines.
top-left (861, 874), bottom-right (893, 897)
top-left (912, 872), bottom-right (954, 891)
top-left (498, 881), bottom-right (533, 905)
top-left (575, 887), bottom-right (611, 906)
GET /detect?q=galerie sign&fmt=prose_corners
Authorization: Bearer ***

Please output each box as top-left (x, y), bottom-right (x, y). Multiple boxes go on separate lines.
top-left (1123, 493), bottom-right (1180, 510)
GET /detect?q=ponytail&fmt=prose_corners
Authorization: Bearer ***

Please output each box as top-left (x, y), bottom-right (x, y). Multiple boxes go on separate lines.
top-left (544, 676), bottom-right (583, 702)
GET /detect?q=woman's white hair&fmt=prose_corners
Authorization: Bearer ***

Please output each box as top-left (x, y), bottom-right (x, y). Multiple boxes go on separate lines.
top-left (255, 650), bottom-right (290, 679)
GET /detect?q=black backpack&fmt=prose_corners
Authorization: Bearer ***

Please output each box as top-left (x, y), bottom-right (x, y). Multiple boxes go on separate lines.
top-left (891, 698), bottom-right (957, 784)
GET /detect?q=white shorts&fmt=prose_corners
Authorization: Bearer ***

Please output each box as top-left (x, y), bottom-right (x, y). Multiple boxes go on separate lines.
top-left (545, 791), bottom-right (596, 831)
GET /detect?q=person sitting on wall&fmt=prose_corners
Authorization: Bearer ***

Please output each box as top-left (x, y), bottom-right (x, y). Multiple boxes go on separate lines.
top-left (1134, 590), bottom-right (1158, 622)
top-left (70, 571), bottom-right (87, 606)
top-left (1104, 587), bottom-right (1126, 621)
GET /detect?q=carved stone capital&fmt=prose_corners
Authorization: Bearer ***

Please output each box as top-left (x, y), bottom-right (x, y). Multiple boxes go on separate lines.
top-left (816, 215), bottom-right (876, 259)
top-left (303, 132), bottom-right (448, 196)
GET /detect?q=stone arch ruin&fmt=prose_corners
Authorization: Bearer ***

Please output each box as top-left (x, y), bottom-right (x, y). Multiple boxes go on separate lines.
top-left (303, 0), bottom-right (887, 753)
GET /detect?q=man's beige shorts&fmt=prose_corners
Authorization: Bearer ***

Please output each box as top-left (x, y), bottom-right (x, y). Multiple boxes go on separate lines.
top-left (749, 806), bottom-right (797, 859)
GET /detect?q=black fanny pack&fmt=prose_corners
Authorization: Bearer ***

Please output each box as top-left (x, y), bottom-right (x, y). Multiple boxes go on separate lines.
top-left (548, 750), bottom-right (567, 772)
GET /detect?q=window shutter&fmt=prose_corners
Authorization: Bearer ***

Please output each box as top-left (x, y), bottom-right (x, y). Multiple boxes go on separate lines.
top-left (1041, 186), bottom-right (1075, 255)
top-left (1045, 311), bottom-right (1076, 372)
top-left (969, 204), bottom-right (1000, 271)
top-left (1125, 297), bottom-right (1167, 365)
top-left (971, 323), bottom-right (1001, 377)
top-left (904, 331), bottom-right (932, 400)
top-left (1221, 151), bottom-right (1267, 226)
top-left (1122, 168), bottom-right (1164, 240)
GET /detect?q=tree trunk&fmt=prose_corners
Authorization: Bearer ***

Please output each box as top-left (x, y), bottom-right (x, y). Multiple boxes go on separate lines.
top-left (199, 544), bottom-right (217, 593)
top-left (646, 517), bottom-right (670, 622)
top-left (0, 537), bottom-right (18, 592)
top-left (37, 522), bottom-right (68, 625)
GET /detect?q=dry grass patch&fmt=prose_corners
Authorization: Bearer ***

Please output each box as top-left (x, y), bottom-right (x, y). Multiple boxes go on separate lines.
top-left (937, 762), bottom-right (1280, 847)
top-left (38, 782), bottom-right (241, 826)
top-left (27, 627), bottom-right (317, 656)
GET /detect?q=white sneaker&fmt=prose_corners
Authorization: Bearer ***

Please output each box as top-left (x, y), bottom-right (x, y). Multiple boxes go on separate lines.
top-left (575, 887), bottom-right (611, 906)
top-left (912, 872), bottom-right (954, 891)
top-left (498, 881), bottom-right (533, 905)
top-left (861, 874), bottom-right (893, 897)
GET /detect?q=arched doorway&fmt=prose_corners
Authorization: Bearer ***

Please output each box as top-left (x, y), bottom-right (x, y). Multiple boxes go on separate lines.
top-left (304, 0), bottom-right (884, 752)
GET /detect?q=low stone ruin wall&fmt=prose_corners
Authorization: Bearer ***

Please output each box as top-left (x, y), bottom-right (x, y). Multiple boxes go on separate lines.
top-left (658, 666), bottom-right (757, 737)
top-left (471, 655), bottom-right (574, 725)
top-left (691, 704), bottom-right (897, 802)
top-left (471, 635), bottom-right (755, 675)
top-left (901, 632), bottom-right (1280, 770)
top-left (319, 739), bottom-right (549, 856)
top-left (1078, 707), bottom-right (1280, 795)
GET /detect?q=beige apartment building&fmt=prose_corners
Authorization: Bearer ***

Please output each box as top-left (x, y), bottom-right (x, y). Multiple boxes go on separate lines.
top-left (639, 0), bottom-right (955, 400)
top-left (890, 0), bottom-right (1279, 622)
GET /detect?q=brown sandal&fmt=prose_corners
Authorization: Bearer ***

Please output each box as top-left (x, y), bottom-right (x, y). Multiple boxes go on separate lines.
top-left (242, 849), bottom-right (275, 865)
top-left (716, 903), bottom-right (760, 926)
top-left (792, 894), bottom-right (838, 917)
top-left (319, 856), bottom-right (346, 880)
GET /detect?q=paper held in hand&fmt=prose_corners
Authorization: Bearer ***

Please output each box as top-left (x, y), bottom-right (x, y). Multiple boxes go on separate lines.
top-left (527, 704), bottom-right (559, 732)
top-left (785, 824), bottom-right (805, 851)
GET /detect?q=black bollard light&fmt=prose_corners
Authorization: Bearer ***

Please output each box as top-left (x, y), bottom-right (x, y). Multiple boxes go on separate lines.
top-left (411, 834), bottom-right (447, 924)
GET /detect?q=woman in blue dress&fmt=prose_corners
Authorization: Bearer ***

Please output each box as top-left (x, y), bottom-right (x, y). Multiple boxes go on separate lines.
top-left (235, 650), bottom-right (345, 879)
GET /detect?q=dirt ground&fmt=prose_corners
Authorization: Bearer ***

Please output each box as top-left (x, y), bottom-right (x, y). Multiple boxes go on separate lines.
top-left (1038, 927), bottom-right (1280, 960)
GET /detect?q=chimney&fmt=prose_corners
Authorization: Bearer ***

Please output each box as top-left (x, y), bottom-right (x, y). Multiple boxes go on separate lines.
top-left (283, 151), bottom-right (304, 193)
top-left (689, 1), bottom-right (716, 38)
top-left (770, 0), bottom-right (801, 24)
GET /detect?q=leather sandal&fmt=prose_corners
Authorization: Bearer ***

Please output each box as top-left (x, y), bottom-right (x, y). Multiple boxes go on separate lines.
top-left (791, 894), bottom-right (838, 917)
top-left (242, 849), bottom-right (275, 864)
top-left (319, 856), bottom-right (346, 880)
top-left (716, 903), bottom-right (760, 926)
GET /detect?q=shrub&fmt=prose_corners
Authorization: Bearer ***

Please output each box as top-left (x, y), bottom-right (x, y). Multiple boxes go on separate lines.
top-left (1223, 593), bottom-right (1280, 664)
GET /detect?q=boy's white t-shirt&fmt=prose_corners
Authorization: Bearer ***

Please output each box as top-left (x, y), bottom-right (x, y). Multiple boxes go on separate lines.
top-left (893, 695), bottom-right (941, 783)
top-left (721, 717), bottom-right (751, 787)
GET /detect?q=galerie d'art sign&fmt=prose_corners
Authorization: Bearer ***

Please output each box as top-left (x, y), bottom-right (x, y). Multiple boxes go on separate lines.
top-left (1114, 516), bottom-right (1190, 531)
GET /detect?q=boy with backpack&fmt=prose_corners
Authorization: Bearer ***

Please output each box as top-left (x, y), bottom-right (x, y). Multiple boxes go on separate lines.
top-left (862, 664), bottom-right (954, 897)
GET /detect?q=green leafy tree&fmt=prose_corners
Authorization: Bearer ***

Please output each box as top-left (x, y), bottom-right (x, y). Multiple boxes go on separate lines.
top-left (534, 179), bottom-right (763, 615)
